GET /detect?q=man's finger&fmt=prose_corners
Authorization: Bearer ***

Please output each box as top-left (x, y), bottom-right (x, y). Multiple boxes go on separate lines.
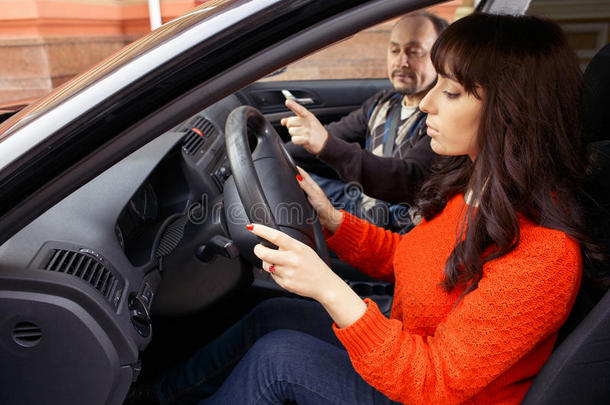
top-left (287, 126), bottom-right (308, 138)
top-left (290, 135), bottom-right (309, 146)
top-left (285, 99), bottom-right (311, 118)
top-left (284, 116), bottom-right (304, 128)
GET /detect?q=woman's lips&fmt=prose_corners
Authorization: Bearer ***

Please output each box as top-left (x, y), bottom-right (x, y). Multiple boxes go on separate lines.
top-left (426, 122), bottom-right (439, 137)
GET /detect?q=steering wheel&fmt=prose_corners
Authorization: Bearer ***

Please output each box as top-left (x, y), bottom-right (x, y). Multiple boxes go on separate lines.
top-left (223, 106), bottom-right (330, 267)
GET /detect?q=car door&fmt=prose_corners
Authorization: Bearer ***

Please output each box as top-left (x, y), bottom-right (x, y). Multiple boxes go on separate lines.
top-left (239, 78), bottom-right (391, 139)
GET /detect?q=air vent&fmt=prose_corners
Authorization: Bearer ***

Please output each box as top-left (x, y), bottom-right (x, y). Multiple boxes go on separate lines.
top-left (43, 249), bottom-right (123, 310)
top-left (182, 117), bottom-right (217, 155)
top-left (12, 321), bottom-right (42, 348)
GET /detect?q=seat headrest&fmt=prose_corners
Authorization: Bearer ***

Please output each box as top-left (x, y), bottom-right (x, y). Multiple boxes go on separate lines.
top-left (582, 44), bottom-right (610, 294)
top-left (583, 43), bottom-right (610, 144)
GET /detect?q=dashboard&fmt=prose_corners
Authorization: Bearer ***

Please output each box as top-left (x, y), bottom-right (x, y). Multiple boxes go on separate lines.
top-left (0, 93), bottom-right (249, 365)
top-left (115, 119), bottom-right (230, 268)
top-left (0, 84), bottom-right (326, 404)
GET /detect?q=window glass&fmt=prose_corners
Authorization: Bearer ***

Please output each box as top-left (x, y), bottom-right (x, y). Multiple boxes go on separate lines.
top-left (259, 20), bottom-right (392, 82)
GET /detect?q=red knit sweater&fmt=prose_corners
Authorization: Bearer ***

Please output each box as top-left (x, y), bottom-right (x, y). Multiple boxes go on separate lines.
top-left (327, 194), bottom-right (582, 405)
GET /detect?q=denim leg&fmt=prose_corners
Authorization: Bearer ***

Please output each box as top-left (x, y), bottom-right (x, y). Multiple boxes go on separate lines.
top-left (308, 173), bottom-right (361, 215)
top-left (155, 298), bottom-right (339, 404)
top-left (388, 203), bottom-right (415, 233)
top-left (200, 330), bottom-right (400, 405)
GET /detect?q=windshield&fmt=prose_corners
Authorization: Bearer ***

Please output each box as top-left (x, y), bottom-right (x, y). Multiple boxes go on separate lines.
top-left (0, 0), bottom-right (234, 138)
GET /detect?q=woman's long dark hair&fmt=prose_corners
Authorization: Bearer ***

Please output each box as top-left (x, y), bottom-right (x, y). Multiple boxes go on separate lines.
top-left (416, 13), bottom-right (601, 294)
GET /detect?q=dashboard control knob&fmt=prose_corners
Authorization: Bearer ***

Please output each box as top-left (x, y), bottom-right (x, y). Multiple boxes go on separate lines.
top-left (128, 294), bottom-right (151, 338)
top-left (195, 235), bottom-right (239, 262)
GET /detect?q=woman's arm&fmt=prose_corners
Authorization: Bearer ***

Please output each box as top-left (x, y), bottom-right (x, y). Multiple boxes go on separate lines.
top-left (249, 223), bottom-right (367, 328)
top-left (334, 229), bottom-right (582, 404)
top-left (297, 168), bottom-right (403, 282)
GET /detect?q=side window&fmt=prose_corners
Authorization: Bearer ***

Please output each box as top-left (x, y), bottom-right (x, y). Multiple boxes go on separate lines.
top-left (258, 21), bottom-right (392, 82)
top-left (561, 23), bottom-right (610, 70)
top-left (526, 1), bottom-right (610, 70)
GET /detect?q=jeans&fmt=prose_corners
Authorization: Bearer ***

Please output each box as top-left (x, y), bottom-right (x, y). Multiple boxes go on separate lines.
top-left (154, 298), bottom-right (400, 405)
top-left (309, 173), bottom-right (413, 232)
top-left (309, 173), bottom-right (361, 215)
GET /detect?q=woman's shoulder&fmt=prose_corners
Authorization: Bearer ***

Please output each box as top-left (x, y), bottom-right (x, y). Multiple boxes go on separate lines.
top-left (489, 217), bottom-right (582, 282)
top-left (518, 217), bottom-right (581, 255)
top-left (480, 220), bottom-right (582, 317)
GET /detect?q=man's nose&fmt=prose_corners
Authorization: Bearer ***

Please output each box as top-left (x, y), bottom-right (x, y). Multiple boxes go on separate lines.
top-left (397, 51), bottom-right (409, 67)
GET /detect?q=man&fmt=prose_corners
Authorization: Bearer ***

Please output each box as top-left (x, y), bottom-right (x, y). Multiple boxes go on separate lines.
top-left (284, 12), bottom-right (447, 231)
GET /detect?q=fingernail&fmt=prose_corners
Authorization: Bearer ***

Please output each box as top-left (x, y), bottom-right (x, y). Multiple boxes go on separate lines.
top-left (269, 265), bottom-right (275, 273)
top-left (246, 224), bottom-right (254, 230)
top-left (296, 174), bottom-right (303, 182)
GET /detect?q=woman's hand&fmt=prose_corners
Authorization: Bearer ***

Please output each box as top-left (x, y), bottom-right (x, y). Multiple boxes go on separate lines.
top-left (249, 223), bottom-right (367, 328)
top-left (251, 223), bottom-right (337, 301)
top-left (296, 167), bottom-right (343, 234)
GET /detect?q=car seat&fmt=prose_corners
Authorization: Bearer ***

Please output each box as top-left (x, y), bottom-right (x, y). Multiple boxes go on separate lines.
top-left (522, 43), bottom-right (610, 404)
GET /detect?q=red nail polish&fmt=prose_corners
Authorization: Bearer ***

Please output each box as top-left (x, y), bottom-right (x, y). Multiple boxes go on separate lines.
top-left (269, 265), bottom-right (275, 273)
top-left (296, 174), bottom-right (303, 182)
top-left (246, 224), bottom-right (254, 230)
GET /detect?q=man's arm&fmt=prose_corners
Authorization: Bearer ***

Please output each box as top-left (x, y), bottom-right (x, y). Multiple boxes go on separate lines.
top-left (281, 90), bottom-right (435, 204)
top-left (283, 104), bottom-right (368, 178)
top-left (283, 90), bottom-right (389, 177)
top-left (317, 131), bottom-right (436, 204)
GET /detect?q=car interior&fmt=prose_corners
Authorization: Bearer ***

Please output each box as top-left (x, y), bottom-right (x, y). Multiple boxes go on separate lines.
top-left (0, 1), bottom-right (609, 404)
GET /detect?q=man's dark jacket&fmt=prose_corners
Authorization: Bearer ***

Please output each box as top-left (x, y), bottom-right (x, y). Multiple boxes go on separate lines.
top-left (285, 89), bottom-right (437, 205)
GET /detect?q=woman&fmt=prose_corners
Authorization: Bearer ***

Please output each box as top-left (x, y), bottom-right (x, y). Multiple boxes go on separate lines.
top-left (156, 13), bottom-right (595, 405)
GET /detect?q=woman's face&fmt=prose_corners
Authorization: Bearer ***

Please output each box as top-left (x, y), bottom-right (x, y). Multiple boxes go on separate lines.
top-left (419, 74), bottom-right (484, 161)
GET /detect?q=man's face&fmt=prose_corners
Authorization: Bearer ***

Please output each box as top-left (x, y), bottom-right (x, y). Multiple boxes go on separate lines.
top-left (387, 16), bottom-right (438, 96)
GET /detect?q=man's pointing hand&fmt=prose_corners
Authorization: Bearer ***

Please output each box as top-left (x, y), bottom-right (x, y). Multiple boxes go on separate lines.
top-left (281, 99), bottom-right (329, 155)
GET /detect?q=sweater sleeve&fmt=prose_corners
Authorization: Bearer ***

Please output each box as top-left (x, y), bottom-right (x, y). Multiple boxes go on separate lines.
top-left (318, 132), bottom-right (436, 204)
top-left (326, 211), bottom-right (402, 283)
top-left (333, 228), bottom-right (582, 405)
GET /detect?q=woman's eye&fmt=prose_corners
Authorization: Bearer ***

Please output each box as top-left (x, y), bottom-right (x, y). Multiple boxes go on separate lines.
top-left (442, 90), bottom-right (460, 99)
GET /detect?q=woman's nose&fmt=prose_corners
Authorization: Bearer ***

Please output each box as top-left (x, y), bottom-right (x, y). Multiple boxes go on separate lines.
top-left (419, 91), bottom-right (431, 113)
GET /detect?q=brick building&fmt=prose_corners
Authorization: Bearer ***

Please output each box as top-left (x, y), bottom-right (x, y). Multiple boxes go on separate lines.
top-left (0, 0), bottom-right (206, 107)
